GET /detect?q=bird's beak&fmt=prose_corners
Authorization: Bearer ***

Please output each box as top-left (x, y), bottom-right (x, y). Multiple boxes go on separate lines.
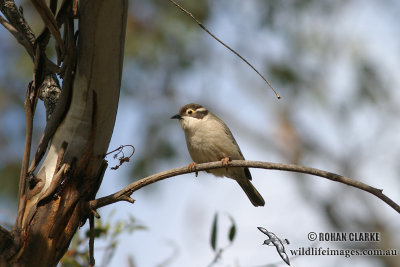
top-left (171, 114), bottom-right (181, 119)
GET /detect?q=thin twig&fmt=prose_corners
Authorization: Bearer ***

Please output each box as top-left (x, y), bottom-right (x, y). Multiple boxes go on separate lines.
top-left (31, 0), bottom-right (65, 60)
top-left (0, 0), bottom-right (36, 57)
top-left (89, 214), bottom-right (95, 267)
top-left (89, 160), bottom-right (400, 214)
top-left (0, 15), bottom-right (34, 58)
top-left (16, 82), bottom-right (35, 228)
top-left (105, 145), bottom-right (135, 170)
top-left (208, 248), bottom-right (224, 267)
top-left (16, 45), bottom-right (44, 224)
top-left (167, 0), bottom-right (280, 99)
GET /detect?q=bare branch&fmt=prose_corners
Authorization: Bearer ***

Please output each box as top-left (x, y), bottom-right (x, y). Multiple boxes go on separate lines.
top-left (0, 15), bottom-right (34, 58)
top-left (168, 0), bottom-right (280, 99)
top-left (31, 0), bottom-right (66, 60)
top-left (16, 82), bottom-right (36, 229)
top-left (88, 214), bottom-right (95, 267)
top-left (89, 160), bottom-right (400, 214)
top-left (0, 16), bottom-right (59, 72)
top-left (0, 0), bottom-right (36, 57)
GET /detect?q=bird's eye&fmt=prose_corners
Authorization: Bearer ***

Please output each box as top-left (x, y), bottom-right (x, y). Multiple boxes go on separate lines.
top-left (187, 109), bottom-right (194, 115)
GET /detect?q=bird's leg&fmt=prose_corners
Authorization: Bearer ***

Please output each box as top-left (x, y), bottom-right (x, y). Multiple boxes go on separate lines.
top-left (188, 162), bottom-right (198, 177)
top-left (221, 156), bottom-right (232, 171)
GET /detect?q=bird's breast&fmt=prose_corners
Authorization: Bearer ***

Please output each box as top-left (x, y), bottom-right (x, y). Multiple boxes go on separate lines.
top-left (184, 121), bottom-right (243, 163)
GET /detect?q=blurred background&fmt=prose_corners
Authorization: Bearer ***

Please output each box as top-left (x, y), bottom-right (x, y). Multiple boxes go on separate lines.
top-left (1, 0), bottom-right (399, 266)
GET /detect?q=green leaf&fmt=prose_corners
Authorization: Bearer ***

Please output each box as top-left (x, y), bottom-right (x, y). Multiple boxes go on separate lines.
top-left (210, 213), bottom-right (218, 251)
top-left (85, 227), bottom-right (107, 238)
top-left (228, 215), bottom-right (236, 243)
top-left (228, 224), bottom-right (236, 243)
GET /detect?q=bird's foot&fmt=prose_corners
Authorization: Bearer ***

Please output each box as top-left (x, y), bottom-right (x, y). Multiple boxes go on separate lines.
top-left (221, 157), bottom-right (232, 171)
top-left (188, 162), bottom-right (198, 177)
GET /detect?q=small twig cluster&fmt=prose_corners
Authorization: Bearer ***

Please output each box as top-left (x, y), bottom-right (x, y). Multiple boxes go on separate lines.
top-left (105, 145), bottom-right (136, 170)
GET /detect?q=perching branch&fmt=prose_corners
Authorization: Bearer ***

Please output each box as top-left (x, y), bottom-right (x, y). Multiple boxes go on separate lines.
top-left (89, 160), bottom-right (400, 214)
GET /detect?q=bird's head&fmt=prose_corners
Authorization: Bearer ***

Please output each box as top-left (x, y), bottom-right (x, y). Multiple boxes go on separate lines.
top-left (171, 103), bottom-right (209, 131)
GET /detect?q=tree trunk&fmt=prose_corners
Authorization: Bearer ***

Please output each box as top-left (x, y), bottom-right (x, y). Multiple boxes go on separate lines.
top-left (0, 0), bottom-right (127, 266)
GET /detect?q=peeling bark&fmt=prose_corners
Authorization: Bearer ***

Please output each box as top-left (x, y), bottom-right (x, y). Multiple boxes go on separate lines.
top-left (0, 1), bottom-right (127, 266)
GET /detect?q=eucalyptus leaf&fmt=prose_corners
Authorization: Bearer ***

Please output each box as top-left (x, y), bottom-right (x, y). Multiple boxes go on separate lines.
top-left (210, 213), bottom-right (218, 251)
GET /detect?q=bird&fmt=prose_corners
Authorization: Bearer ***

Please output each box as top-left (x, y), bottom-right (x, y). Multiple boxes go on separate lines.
top-left (258, 227), bottom-right (290, 265)
top-left (171, 103), bottom-right (265, 207)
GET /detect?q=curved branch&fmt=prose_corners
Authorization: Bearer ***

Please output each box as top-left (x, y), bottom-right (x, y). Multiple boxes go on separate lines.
top-left (89, 160), bottom-right (400, 214)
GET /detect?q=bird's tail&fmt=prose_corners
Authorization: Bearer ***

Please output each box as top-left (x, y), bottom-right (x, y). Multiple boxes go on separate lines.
top-left (237, 179), bottom-right (265, 207)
